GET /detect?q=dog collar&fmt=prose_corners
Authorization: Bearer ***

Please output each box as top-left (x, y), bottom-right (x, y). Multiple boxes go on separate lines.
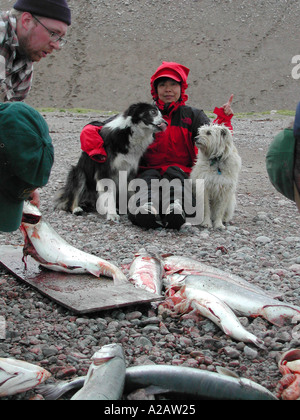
top-left (210, 157), bottom-right (222, 175)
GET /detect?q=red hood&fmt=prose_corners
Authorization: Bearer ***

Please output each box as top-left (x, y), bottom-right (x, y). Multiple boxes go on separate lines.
top-left (151, 62), bottom-right (190, 111)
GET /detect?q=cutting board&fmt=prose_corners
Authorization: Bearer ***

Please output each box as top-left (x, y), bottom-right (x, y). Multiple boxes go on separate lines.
top-left (0, 245), bottom-right (163, 314)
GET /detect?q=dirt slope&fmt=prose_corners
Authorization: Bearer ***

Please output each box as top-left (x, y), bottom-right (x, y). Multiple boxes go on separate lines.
top-left (2, 0), bottom-right (300, 112)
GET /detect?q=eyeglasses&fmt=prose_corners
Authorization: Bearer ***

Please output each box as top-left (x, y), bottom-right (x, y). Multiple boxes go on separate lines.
top-left (32, 15), bottom-right (67, 48)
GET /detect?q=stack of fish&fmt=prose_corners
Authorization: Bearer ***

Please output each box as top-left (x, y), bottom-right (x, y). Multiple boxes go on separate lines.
top-left (161, 255), bottom-right (300, 345)
top-left (19, 204), bottom-right (300, 346)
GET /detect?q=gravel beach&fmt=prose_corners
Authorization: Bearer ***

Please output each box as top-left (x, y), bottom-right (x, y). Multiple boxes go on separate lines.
top-left (0, 111), bottom-right (299, 400)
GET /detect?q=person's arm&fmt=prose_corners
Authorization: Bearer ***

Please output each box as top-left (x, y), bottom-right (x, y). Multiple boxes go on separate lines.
top-left (80, 124), bottom-right (107, 162)
top-left (294, 103), bottom-right (300, 196)
top-left (294, 102), bottom-right (300, 139)
top-left (213, 94), bottom-right (234, 131)
top-left (29, 189), bottom-right (40, 208)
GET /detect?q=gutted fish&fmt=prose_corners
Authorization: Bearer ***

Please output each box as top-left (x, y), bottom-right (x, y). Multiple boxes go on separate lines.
top-left (71, 344), bottom-right (126, 400)
top-left (163, 255), bottom-right (280, 298)
top-left (129, 248), bottom-right (164, 295)
top-left (171, 285), bottom-right (263, 347)
top-left (164, 272), bottom-right (300, 327)
top-left (276, 349), bottom-right (300, 400)
top-left (0, 358), bottom-right (51, 397)
top-left (20, 202), bottom-right (127, 284)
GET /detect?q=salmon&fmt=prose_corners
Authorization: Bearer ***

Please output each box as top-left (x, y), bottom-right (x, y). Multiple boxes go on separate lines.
top-left (171, 285), bottom-right (263, 347)
top-left (71, 344), bottom-right (126, 400)
top-left (0, 358), bottom-right (51, 397)
top-left (129, 248), bottom-right (164, 295)
top-left (164, 272), bottom-right (300, 327)
top-left (20, 202), bottom-right (127, 284)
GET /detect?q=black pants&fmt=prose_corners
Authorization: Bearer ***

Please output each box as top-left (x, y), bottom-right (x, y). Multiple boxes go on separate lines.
top-left (128, 166), bottom-right (196, 228)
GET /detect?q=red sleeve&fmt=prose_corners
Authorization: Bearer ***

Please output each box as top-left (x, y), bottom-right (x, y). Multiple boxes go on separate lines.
top-left (213, 107), bottom-right (233, 131)
top-left (80, 125), bottom-right (107, 163)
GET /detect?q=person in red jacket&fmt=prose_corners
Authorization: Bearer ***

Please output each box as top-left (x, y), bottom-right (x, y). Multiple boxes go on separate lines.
top-left (128, 61), bottom-right (234, 230)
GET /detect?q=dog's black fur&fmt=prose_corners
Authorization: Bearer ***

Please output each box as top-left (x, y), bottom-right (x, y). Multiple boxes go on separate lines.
top-left (54, 103), bottom-right (167, 220)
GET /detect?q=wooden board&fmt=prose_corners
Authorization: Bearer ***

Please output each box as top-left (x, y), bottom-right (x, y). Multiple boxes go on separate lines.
top-left (0, 245), bottom-right (163, 314)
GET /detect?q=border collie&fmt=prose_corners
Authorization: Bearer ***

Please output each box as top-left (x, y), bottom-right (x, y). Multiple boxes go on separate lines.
top-left (54, 103), bottom-right (167, 221)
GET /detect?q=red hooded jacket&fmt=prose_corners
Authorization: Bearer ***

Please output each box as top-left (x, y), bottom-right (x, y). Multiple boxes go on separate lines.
top-left (139, 62), bottom-right (233, 175)
top-left (80, 62), bottom-right (233, 174)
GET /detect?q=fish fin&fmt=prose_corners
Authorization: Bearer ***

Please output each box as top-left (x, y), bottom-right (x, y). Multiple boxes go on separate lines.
top-left (260, 305), bottom-right (300, 327)
top-left (113, 271), bottom-right (128, 285)
top-left (216, 367), bottom-right (240, 379)
top-left (161, 253), bottom-right (174, 258)
top-left (222, 325), bottom-right (233, 337)
top-left (87, 268), bottom-right (101, 278)
top-left (144, 385), bottom-right (171, 395)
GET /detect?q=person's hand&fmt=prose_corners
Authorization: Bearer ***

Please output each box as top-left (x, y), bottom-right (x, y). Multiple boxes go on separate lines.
top-left (222, 94), bottom-right (234, 116)
top-left (29, 189), bottom-right (40, 208)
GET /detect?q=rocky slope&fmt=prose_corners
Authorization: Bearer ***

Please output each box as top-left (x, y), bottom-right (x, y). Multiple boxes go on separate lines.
top-left (2, 0), bottom-right (300, 112)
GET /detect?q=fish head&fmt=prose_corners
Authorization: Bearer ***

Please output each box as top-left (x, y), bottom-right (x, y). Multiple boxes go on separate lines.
top-left (91, 344), bottom-right (125, 366)
top-left (0, 358), bottom-right (51, 397)
top-left (83, 345), bottom-right (125, 386)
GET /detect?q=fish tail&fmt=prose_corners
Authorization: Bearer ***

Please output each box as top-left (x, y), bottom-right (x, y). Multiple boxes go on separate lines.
top-left (113, 270), bottom-right (128, 285)
top-left (90, 261), bottom-right (127, 283)
top-left (249, 334), bottom-right (265, 349)
top-left (260, 305), bottom-right (300, 327)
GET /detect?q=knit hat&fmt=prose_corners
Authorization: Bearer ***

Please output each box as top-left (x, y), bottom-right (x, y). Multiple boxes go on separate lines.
top-left (14, 0), bottom-right (71, 26)
top-left (0, 102), bottom-right (54, 232)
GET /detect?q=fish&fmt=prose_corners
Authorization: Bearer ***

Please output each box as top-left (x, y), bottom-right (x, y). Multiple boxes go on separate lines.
top-left (125, 365), bottom-right (277, 400)
top-left (164, 272), bottom-right (300, 327)
top-left (277, 349), bottom-right (300, 400)
top-left (0, 358), bottom-right (51, 397)
top-left (38, 365), bottom-right (277, 401)
top-left (163, 255), bottom-right (280, 298)
top-left (71, 344), bottom-right (126, 400)
top-left (171, 285), bottom-right (263, 347)
top-left (129, 248), bottom-right (164, 295)
top-left (20, 202), bottom-right (127, 284)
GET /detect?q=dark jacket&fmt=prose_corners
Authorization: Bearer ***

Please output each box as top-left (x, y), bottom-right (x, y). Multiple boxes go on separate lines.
top-left (294, 102), bottom-right (300, 193)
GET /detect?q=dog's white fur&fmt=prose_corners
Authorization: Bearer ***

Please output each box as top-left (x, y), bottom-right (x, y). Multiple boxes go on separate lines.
top-left (190, 124), bottom-right (242, 230)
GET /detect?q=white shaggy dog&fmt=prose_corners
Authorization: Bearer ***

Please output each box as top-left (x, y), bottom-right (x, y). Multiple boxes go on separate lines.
top-left (190, 124), bottom-right (242, 230)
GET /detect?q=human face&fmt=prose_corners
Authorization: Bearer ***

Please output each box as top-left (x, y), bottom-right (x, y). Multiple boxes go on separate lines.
top-left (18, 13), bottom-right (68, 62)
top-left (156, 79), bottom-right (181, 104)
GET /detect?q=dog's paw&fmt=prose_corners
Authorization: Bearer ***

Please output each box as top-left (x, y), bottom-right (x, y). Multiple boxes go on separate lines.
top-left (72, 207), bottom-right (84, 216)
top-left (214, 220), bottom-right (226, 230)
top-left (201, 219), bottom-right (213, 229)
top-left (107, 213), bottom-right (120, 223)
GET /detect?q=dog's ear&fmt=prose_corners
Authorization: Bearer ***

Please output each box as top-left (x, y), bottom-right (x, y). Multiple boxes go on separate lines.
top-left (221, 126), bottom-right (233, 157)
top-left (221, 127), bottom-right (228, 137)
top-left (124, 103), bottom-right (139, 119)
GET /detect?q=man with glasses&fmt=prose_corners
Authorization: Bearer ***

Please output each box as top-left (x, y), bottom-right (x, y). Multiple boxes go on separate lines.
top-left (0, 1), bottom-right (71, 226)
top-left (0, 0), bottom-right (71, 102)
